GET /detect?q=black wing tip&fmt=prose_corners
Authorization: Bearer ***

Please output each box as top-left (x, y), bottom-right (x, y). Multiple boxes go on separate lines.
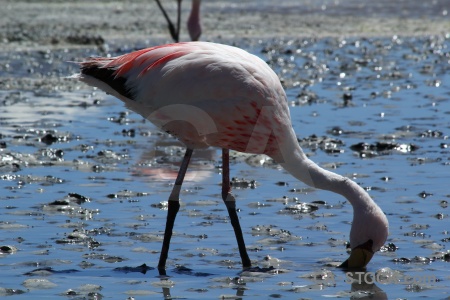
top-left (79, 64), bottom-right (135, 101)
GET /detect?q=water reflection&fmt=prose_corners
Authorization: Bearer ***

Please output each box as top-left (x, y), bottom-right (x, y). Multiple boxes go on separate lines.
top-left (344, 271), bottom-right (387, 299)
top-left (153, 269), bottom-right (388, 299)
top-left (156, 268), bottom-right (247, 300)
top-left (133, 140), bottom-right (216, 183)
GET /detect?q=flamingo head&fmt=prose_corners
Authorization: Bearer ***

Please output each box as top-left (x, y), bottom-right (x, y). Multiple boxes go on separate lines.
top-left (338, 239), bottom-right (374, 269)
top-left (339, 202), bottom-right (389, 269)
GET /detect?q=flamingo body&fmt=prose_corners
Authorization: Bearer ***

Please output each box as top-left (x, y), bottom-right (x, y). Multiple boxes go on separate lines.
top-left (76, 41), bottom-right (388, 270)
top-left (79, 42), bottom-right (288, 155)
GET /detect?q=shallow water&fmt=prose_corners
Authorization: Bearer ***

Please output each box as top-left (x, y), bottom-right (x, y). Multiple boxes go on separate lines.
top-left (1, 35), bottom-right (450, 299)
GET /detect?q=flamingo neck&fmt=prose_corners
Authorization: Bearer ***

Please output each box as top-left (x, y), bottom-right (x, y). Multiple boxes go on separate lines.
top-left (190, 0), bottom-right (201, 18)
top-left (187, 0), bottom-right (201, 41)
top-left (272, 129), bottom-right (373, 209)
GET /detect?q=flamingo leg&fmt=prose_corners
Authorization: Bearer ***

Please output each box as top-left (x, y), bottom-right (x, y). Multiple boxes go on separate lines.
top-left (221, 148), bottom-right (252, 268)
top-left (154, 0), bottom-right (181, 42)
top-left (158, 148), bottom-right (193, 272)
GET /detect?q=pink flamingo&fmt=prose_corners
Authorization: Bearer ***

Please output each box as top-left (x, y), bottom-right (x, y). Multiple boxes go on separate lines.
top-left (155, 0), bottom-right (201, 42)
top-left (74, 41), bottom-right (388, 271)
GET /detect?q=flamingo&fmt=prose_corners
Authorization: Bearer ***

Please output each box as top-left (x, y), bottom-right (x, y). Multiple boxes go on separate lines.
top-left (155, 0), bottom-right (201, 42)
top-left (74, 41), bottom-right (389, 271)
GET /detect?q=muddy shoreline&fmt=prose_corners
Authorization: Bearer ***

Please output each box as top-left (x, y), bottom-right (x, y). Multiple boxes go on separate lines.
top-left (1, 0), bottom-right (449, 52)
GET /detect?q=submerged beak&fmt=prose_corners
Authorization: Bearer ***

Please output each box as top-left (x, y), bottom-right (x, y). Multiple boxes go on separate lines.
top-left (338, 240), bottom-right (374, 269)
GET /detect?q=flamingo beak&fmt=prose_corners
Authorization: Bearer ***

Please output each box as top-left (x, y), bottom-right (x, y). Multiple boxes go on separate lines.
top-left (338, 240), bottom-right (374, 269)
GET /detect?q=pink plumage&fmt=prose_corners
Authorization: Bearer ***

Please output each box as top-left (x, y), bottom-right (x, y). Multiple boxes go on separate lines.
top-left (78, 42), bottom-right (289, 155)
top-left (75, 41), bottom-right (388, 271)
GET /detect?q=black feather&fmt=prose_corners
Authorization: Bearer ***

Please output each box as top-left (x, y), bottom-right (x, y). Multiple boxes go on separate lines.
top-left (80, 64), bottom-right (135, 100)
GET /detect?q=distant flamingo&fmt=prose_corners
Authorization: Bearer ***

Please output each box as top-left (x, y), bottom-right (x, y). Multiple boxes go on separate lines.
top-left (75, 41), bottom-right (388, 271)
top-left (155, 0), bottom-right (201, 42)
